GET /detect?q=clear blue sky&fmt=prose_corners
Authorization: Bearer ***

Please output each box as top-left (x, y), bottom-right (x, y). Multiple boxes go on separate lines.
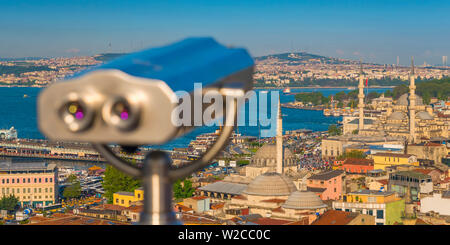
top-left (0, 0), bottom-right (449, 65)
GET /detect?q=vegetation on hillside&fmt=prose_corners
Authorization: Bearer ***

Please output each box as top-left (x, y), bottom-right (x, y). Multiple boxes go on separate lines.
top-left (102, 164), bottom-right (141, 203)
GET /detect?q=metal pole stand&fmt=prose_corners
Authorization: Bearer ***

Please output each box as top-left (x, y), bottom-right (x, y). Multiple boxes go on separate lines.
top-left (93, 95), bottom-right (238, 225)
top-left (139, 150), bottom-right (181, 225)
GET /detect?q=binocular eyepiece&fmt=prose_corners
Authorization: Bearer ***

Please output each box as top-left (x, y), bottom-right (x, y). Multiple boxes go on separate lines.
top-left (38, 37), bottom-right (254, 145)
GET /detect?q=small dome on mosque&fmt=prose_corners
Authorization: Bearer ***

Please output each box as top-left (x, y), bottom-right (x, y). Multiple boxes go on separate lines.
top-left (281, 191), bottom-right (327, 210)
top-left (396, 93), bottom-right (424, 106)
top-left (416, 111), bottom-right (434, 120)
top-left (388, 111), bottom-right (407, 120)
top-left (244, 172), bottom-right (297, 196)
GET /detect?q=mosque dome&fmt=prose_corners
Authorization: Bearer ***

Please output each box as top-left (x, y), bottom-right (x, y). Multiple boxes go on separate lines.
top-left (281, 191), bottom-right (327, 210)
top-left (251, 144), bottom-right (295, 167)
top-left (396, 93), bottom-right (424, 106)
top-left (244, 172), bottom-right (297, 196)
top-left (416, 111), bottom-right (434, 120)
top-left (388, 111), bottom-right (407, 121)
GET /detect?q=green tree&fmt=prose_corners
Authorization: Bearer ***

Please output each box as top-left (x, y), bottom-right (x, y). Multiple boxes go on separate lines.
top-left (352, 129), bottom-right (359, 135)
top-left (328, 124), bottom-right (342, 136)
top-left (102, 165), bottom-right (141, 203)
top-left (173, 179), bottom-right (195, 199)
top-left (63, 174), bottom-right (82, 199)
top-left (337, 150), bottom-right (366, 160)
top-left (0, 195), bottom-right (19, 211)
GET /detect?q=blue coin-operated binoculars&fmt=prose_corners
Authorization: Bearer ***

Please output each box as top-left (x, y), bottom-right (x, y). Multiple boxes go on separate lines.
top-left (37, 37), bottom-right (254, 224)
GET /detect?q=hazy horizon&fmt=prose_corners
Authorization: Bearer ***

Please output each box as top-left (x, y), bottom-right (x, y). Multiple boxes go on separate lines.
top-left (0, 0), bottom-right (449, 66)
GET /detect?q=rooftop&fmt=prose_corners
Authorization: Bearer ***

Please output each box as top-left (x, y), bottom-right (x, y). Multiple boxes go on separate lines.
top-left (372, 153), bottom-right (413, 158)
top-left (198, 181), bottom-right (247, 195)
top-left (311, 210), bottom-right (359, 225)
top-left (348, 189), bottom-right (395, 196)
top-left (392, 171), bottom-right (431, 180)
top-left (343, 158), bottom-right (374, 166)
top-left (0, 162), bottom-right (56, 172)
top-left (308, 170), bottom-right (344, 181)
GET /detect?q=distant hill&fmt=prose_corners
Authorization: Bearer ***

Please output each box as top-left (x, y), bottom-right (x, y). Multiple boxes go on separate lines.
top-left (93, 53), bottom-right (127, 62)
top-left (255, 52), bottom-right (358, 65)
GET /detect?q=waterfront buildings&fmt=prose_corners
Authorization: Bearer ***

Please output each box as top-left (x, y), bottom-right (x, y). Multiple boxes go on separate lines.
top-left (0, 162), bottom-right (58, 207)
top-left (332, 190), bottom-right (405, 225)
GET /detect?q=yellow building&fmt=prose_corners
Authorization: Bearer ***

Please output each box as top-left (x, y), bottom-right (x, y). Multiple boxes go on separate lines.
top-left (333, 190), bottom-right (405, 225)
top-left (113, 187), bottom-right (144, 207)
top-left (371, 153), bottom-right (419, 170)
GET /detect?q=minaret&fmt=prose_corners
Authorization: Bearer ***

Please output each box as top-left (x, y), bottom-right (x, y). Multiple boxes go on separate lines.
top-left (276, 98), bottom-right (284, 174)
top-left (358, 61), bottom-right (365, 133)
top-left (409, 57), bottom-right (416, 143)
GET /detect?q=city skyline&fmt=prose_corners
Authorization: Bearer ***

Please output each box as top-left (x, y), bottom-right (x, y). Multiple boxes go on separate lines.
top-left (0, 0), bottom-right (449, 65)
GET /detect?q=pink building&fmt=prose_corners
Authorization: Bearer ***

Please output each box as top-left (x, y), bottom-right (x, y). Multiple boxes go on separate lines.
top-left (0, 162), bottom-right (58, 208)
top-left (307, 170), bottom-right (344, 201)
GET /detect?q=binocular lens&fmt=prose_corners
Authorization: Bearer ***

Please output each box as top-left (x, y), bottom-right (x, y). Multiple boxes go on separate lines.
top-left (60, 100), bottom-right (92, 132)
top-left (112, 101), bottom-right (130, 121)
top-left (67, 102), bottom-right (85, 120)
top-left (103, 97), bottom-right (140, 131)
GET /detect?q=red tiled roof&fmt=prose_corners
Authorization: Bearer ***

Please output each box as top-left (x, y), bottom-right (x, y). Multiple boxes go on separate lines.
top-left (174, 204), bottom-right (193, 212)
top-left (124, 205), bottom-right (143, 213)
top-left (376, 179), bottom-right (388, 185)
top-left (99, 204), bottom-right (127, 211)
top-left (272, 207), bottom-right (285, 213)
top-left (261, 198), bottom-right (286, 203)
top-left (311, 210), bottom-right (358, 225)
top-left (28, 214), bottom-right (129, 225)
top-left (190, 196), bottom-right (209, 200)
top-left (252, 217), bottom-right (292, 225)
top-left (343, 158), bottom-right (374, 166)
top-left (232, 195), bottom-right (247, 200)
top-left (210, 202), bottom-right (225, 210)
top-left (413, 169), bottom-right (433, 175)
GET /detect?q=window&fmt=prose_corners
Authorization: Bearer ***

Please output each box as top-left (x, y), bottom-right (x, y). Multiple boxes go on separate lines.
top-left (34, 178), bottom-right (37, 183)
top-left (121, 199), bottom-right (124, 204)
top-left (28, 178), bottom-right (30, 183)
top-left (50, 178), bottom-right (53, 183)
top-left (376, 223), bottom-right (384, 225)
top-left (368, 210), bottom-right (373, 215)
top-left (23, 178), bottom-right (26, 183)
top-left (6, 179), bottom-right (9, 184)
top-left (334, 188), bottom-right (336, 192)
top-left (39, 178), bottom-right (41, 183)
top-left (45, 178), bottom-right (48, 183)
top-left (12, 179), bottom-right (14, 184)
top-left (116, 199), bottom-right (119, 203)
top-left (376, 210), bottom-right (384, 219)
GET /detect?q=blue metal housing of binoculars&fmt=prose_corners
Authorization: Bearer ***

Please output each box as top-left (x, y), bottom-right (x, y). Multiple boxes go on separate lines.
top-left (38, 37), bottom-right (254, 145)
top-left (38, 37), bottom-right (254, 224)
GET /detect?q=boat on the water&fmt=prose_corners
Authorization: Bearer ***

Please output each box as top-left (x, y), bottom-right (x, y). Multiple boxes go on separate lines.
top-left (283, 88), bottom-right (291, 94)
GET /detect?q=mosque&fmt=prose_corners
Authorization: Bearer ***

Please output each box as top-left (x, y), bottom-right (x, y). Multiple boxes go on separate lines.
top-left (198, 99), bottom-right (328, 224)
top-left (343, 58), bottom-right (449, 143)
